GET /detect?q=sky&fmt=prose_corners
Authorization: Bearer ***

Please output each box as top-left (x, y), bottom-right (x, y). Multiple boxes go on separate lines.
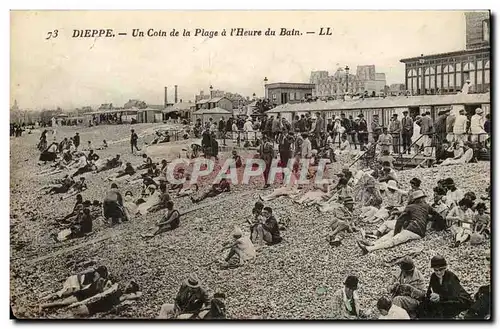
top-left (10, 10), bottom-right (469, 110)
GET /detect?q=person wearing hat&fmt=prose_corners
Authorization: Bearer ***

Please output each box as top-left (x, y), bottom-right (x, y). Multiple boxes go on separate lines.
top-left (372, 180), bottom-right (408, 223)
top-left (331, 275), bottom-right (363, 319)
top-left (357, 190), bottom-right (442, 254)
top-left (356, 113), bottom-right (368, 146)
top-left (130, 128), bottom-right (140, 154)
top-left (453, 109), bottom-right (468, 144)
top-left (417, 256), bottom-right (472, 319)
top-left (400, 110), bottom-right (413, 154)
top-left (377, 127), bottom-right (392, 154)
top-left (388, 113), bottom-right (402, 154)
top-left (419, 111), bottom-right (434, 157)
top-left (326, 196), bottom-right (359, 246)
top-left (470, 108), bottom-right (487, 143)
top-left (158, 275), bottom-right (210, 319)
top-left (222, 226), bottom-right (256, 266)
top-left (446, 198), bottom-right (474, 247)
top-left (371, 114), bottom-right (383, 143)
top-left (387, 257), bottom-right (426, 317)
top-left (319, 177), bottom-right (352, 213)
top-left (434, 109), bottom-right (449, 144)
top-left (443, 178), bottom-right (464, 208)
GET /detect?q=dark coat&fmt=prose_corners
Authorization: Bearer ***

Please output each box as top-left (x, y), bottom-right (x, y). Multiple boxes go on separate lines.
top-left (418, 270), bottom-right (472, 319)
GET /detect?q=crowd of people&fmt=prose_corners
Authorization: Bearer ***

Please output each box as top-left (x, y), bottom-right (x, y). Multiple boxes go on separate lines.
top-left (26, 109), bottom-right (490, 320)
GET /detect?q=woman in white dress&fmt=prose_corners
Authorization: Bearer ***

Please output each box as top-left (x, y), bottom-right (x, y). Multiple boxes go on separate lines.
top-left (411, 116), bottom-right (423, 154)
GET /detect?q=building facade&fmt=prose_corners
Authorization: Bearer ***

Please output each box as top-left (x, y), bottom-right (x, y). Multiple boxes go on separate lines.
top-left (400, 11), bottom-right (490, 95)
top-left (310, 65), bottom-right (387, 98)
top-left (195, 96), bottom-right (233, 112)
top-left (265, 82), bottom-right (314, 105)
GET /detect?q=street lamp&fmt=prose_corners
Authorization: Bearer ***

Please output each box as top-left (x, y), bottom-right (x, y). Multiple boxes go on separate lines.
top-left (345, 66), bottom-right (350, 96)
top-left (263, 77), bottom-right (268, 99)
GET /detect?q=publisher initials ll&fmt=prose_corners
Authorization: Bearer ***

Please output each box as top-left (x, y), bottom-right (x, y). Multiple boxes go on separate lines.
top-left (319, 27), bottom-right (332, 35)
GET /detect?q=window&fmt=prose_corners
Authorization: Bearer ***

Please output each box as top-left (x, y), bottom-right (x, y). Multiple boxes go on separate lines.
top-left (436, 65), bottom-right (442, 74)
top-left (289, 92), bottom-right (295, 101)
top-left (443, 74), bottom-right (449, 88)
top-left (272, 93), bottom-right (277, 101)
top-left (437, 75), bottom-right (442, 89)
top-left (483, 20), bottom-right (490, 42)
top-left (456, 63), bottom-right (462, 72)
top-left (477, 61), bottom-right (483, 70)
top-left (477, 70), bottom-right (483, 85)
top-left (463, 62), bottom-right (475, 71)
top-left (456, 73), bottom-right (461, 88)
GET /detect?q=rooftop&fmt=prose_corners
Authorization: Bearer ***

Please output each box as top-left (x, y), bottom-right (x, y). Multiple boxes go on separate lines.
top-left (267, 93), bottom-right (490, 113)
top-left (400, 47), bottom-right (490, 63)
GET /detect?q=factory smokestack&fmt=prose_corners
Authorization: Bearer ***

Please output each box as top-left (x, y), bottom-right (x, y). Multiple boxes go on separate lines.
top-left (164, 87), bottom-right (168, 108)
top-left (174, 85), bottom-right (178, 104)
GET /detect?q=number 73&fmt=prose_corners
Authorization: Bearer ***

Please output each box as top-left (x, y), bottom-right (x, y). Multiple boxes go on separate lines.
top-left (46, 30), bottom-right (59, 40)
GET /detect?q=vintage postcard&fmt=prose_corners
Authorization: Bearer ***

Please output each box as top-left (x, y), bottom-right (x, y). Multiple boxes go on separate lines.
top-left (10, 10), bottom-right (491, 320)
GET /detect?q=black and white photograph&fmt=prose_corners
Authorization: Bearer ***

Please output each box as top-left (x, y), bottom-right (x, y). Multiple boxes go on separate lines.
top-left (9, 10), bottom-right (491, 320)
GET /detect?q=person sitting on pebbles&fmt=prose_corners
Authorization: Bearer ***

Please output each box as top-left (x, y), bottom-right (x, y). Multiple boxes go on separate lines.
top-left (327, 196), bottom-right (359, 247)
top-left (318, 178), bottom-right (354, 213)
top-left (221, 227), bottom-right (256, 267)
top-left (158, 274), bottom-right (210, 319)
top-left (143, 201), bottom-right (181, 239)
top-left (362, 180), bottom-right (408, 224)
top-left (53, 205), bottom-right (93, 242)
top-left (331, 275), bottom-right (367, 319)
top-left (447, 198), bottom-right (474, 248)
top-left (70, 280), bottom-right (142, 317)
top-left (95, 154), bottom-right (122, 173)
top-left (190, 178), bottom-right (231, 204)
top-left (136, 184), bottom-right (162, 216)
top-left (417, 255), bottom-right (472, 319)
top-left (107, 162), bottom-right (136, 182)
top-left (250, 206), bottom-right (282, 246)
top-left (387, 257), bottom-right (426, 318)
top-left (356, 190), bottom-right (442, 255)
top-left (473, 202), bottom-right (490, 238)
top-left (376, 296), bottom-right (410, 319)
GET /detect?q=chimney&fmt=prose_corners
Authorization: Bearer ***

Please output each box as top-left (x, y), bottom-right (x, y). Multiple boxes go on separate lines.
top-left (164, 87), bottom-right (168, 107)
top-left (174, 85), bottom-right (178, 103)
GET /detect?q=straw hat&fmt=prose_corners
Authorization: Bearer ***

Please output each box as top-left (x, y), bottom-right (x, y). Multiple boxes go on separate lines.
top-left (184, 274), bottom-right (201, 288)
top-left (411, 190), bottom-right (427, 200)
top-left (475, 108), bottom-right (484, 115)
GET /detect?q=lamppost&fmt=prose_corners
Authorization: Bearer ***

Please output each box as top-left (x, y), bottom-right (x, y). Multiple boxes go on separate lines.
top-left (263, 77), bottom-right (268, 99)
top-left (345, 66), bottom-right (350, 95)
top-left (344, 65), bottom-right (349, 99)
